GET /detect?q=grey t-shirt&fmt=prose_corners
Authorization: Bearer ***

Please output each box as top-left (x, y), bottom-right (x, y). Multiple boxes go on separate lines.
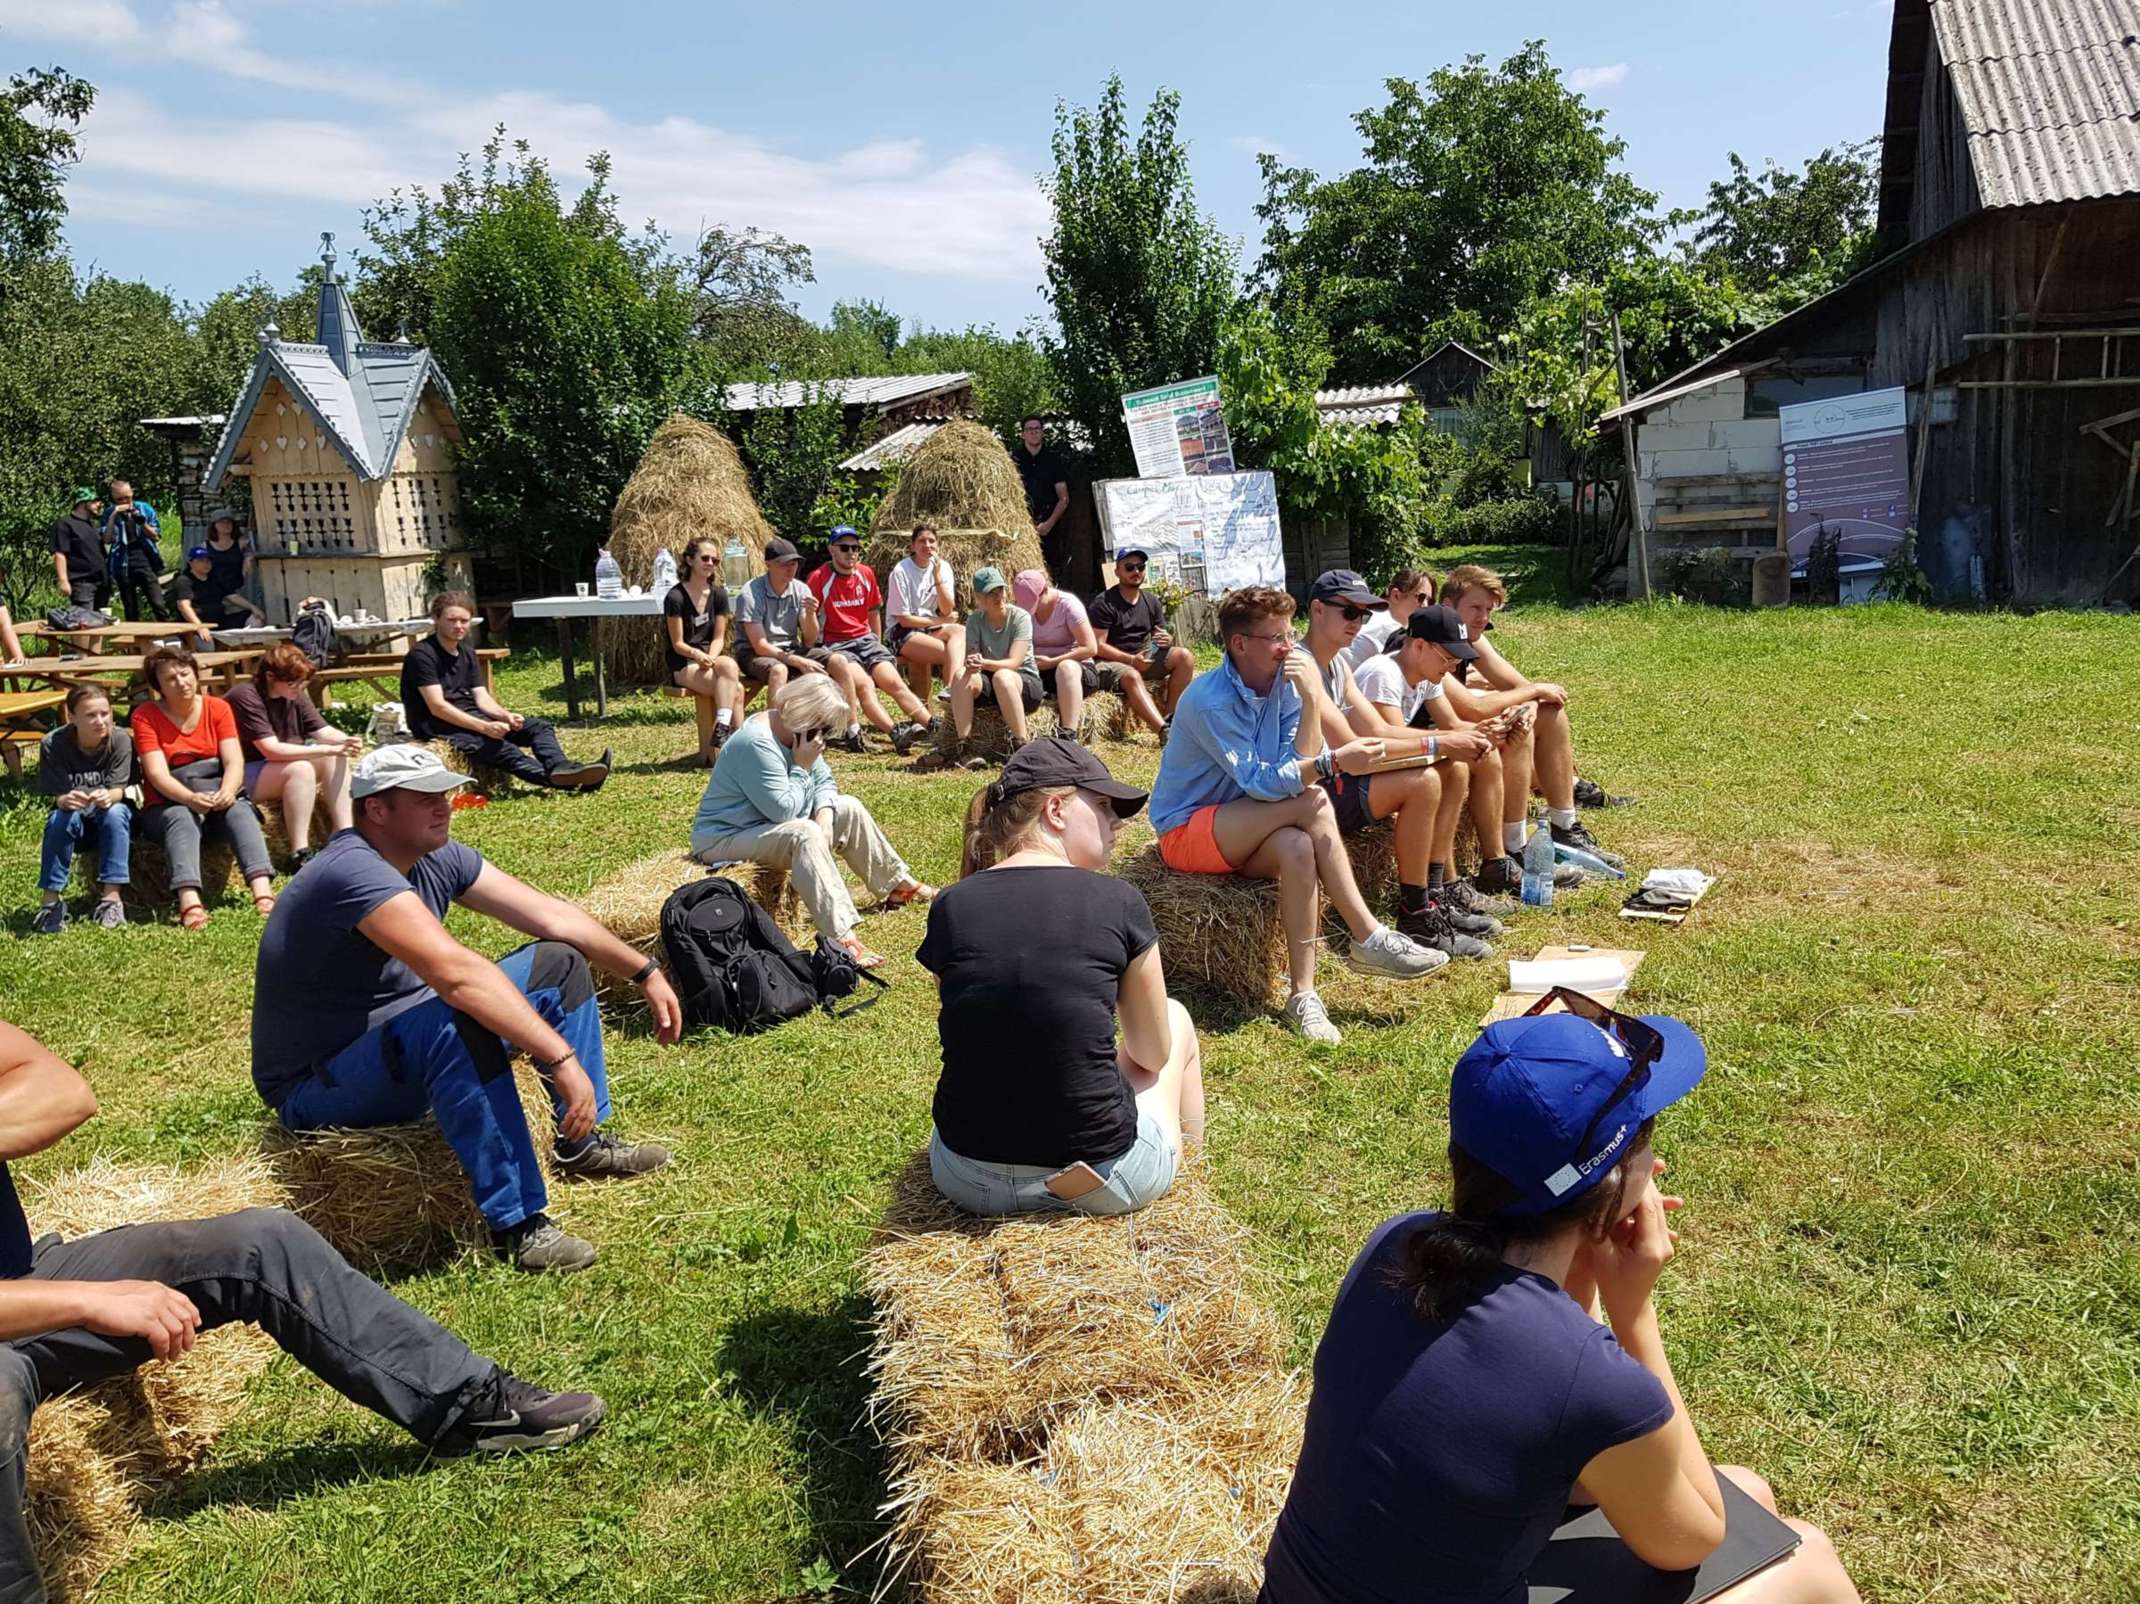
top-left (38, 726), bottom-right (132, 797)
top-left (250, 829), bottom-right (486, 1106)
top-left (965, 604), bottom-right (1033, 663)
top-left (736, 576), bottom-right (804, 655)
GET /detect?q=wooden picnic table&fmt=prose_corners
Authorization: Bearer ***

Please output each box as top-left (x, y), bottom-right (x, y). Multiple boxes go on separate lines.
top-left (0, 688), bottom-right (67, 781)
top-left (7, 649), bottom-right (265, 695)
top-left (18, 620), bottom-right (202, 654)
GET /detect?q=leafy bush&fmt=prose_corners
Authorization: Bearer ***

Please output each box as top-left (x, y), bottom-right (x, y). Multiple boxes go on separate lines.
top-left (1426, 494), bottom-right (1562, 549)
top-left (1654, 545), bottom-right (1743, 605)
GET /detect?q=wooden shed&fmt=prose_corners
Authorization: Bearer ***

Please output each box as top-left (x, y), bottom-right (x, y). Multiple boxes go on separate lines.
top-left (203, 233), bottom-right (471, 625)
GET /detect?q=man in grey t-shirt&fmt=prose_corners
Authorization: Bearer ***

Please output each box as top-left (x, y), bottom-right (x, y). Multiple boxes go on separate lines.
top-left (734, 538), bottom-right (825, 696)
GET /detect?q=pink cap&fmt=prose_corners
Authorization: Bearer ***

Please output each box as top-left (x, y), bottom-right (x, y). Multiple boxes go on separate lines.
top-left (1013, 569), bottom-right (1050, 610)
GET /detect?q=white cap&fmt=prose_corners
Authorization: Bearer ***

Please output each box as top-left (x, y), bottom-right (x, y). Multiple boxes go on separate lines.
top-left (351, 744), bottom-right (470, 799)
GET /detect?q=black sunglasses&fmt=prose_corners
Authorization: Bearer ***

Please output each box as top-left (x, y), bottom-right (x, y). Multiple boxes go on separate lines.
top-left (1117, 563), bottom-right (1146, 575)
top-left (1523, 986), bottom-right (1664, 1157)
top-left (1340, 605), bottom-right (1373, 622)
top-left (794, 726), bottom-right (829, 744)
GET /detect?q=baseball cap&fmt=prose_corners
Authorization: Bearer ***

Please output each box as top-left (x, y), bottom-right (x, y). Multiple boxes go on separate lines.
top-left (1405, 605), bottom-right (1479, 659)
top-left (351, 745), bottom-right (471, 800)
top-left (763, 537), bottom-right (801, 564)
top-left (70, 487), bottom-right (97, 507)
top-left (205, 506), bottom-right (238, 523)
top-left (1012, 568), bottom-right (1050, 610)
top-left (186, 545), bottom-right (213, 562)
top-left (1114, 545), bottom-right (1149, 564)
top-left (972, 565), bottom-right (1008, 595)
top-left (1308, 570), bottom-right (1383, 609)
top-left (1450, 1011), bottom-right (1707, 1216)
top-left (992, 735), bottom-right (1148, 818)
top-left (829, 525), bottom-right (861, 547)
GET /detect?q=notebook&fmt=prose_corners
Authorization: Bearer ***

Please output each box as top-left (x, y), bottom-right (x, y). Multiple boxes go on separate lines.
top-left (1525, 1478), bottom-right (1800, 1604)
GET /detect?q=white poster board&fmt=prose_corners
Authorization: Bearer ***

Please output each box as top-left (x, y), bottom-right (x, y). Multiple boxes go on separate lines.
top-left (1780, 386), bottom-right (1910, 562)
top-left (1121, 375), bottom-right (1236, 479)
top-left (1097, 471), bottom-right (1282, 596)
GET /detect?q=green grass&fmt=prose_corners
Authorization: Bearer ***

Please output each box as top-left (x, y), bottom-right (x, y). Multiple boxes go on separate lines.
top-left (2, 573), bottom-right (2135, 1603)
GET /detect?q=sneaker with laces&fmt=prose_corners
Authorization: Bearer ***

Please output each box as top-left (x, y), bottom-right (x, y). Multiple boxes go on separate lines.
top-left (1573, 777), bottom-right (1637, 810)
top-left (31, 903), bottom-right (66, 936)
top-left (1473, 856), bottom-right (1522, 898)
top-left (1341, 926), bottom-right (1451, 980)
top-left (888, 720), bottom-right (927, 755)
top-left (834, 729), bottom-right (869, 754)
top-left (494, 1213), bottom-right (598, 1273)
top-left (1438, 877), bottom-right (1516, 920)
top-left (90, 899), bottom-right (125, 929)
top-left (1553, 861), bottom-right (1586, 889)
top-left (1397, 905), bottom-right (1493, 959)
top-left (1550, 818), bottom-right (1625, 869)
top-left (554, 1132), bottom-right (672, 1180)
top-left (1283, 989), bottom-right (1341, 1045)
top-left (433, 1367), bottom-right (607, 1457)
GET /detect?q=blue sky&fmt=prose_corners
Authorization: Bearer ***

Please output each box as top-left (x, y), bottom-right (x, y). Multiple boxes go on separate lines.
top-left (9, 1), bottom-right (1895, 341)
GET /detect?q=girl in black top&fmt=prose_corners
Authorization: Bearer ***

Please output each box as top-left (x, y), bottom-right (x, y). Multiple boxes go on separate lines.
top-left (918, 738), bottom-right (1206, 1217)
top-left (665, 536), bottom-right (744, 755)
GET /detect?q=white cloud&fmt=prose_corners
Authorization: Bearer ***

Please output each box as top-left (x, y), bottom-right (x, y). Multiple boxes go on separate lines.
top-left (0, 0), bottom-right (144, 43)
top-left (1566, 64), bottom-right (1629, 93)
top-left (1227, 134), bottom-right (1292, 162)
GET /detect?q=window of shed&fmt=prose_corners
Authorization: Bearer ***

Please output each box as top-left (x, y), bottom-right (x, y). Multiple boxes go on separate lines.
top-left (1747, 374), bottom-right (1865, 417)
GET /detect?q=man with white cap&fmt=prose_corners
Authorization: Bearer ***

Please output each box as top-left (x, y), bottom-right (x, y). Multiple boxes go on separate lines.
top-left (252, 746), bottom-right (682, 1273)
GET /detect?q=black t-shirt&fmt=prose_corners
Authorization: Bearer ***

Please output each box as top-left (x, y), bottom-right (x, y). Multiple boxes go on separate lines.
top-left (1012, 444), bottom-right (1070, 524)
top-left (204, 538), bottom-right (248, 599)
top-left (171, 568), bottom-right (241, 621)
top-left (400, 635), bottom-right (480, 739)
top-left (662, 580), bottom-right (731, 674)
top-left (48, 513), bottom-right (105, 584)
top-left (1088, 585), bottom-right (1165, 655)
top-left (0, 1163), bottom-right (29, 1279)
top-left (918, 864), bottom-right (1155, 1168)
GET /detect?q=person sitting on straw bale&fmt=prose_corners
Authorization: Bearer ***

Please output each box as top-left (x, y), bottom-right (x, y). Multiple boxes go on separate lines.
top-left (131, 645), bottom-right (278, 931)
top-left (225, 644), bottom-right (363, 873)
top-left (31, 685), bottom-right (138, 936)
top-left (402, 592), bottom-right (611, 792)
top-left (734, 537), bottom-right (824, 699)
top-left (945, 567), bottom-right (1043, 769)
top-left (1442, 563), bottom-right (1631, 857)
top-left (805, 525), bottom-right (937, 755)
top-left (664, 535), bottom-right (745, 756)
top-left (1262, 998), bottom-right (1862, 1604)
top-left (886, 523), bottom-right (965, 706)
top-left (924, 738), bottom-right (1203, 1217)
top-left (1298, 570), bottom-right (1498, 962)
top-left (1012, 568), bottom-right (1100, 742)
top-left (0, 1020), bottom-right (608, 1600)
top-left (253, 746), bottom-right (680, 1275)
top-left (1147, 586), bottom-right (1449, 1046)
top-left (1088, 544), bottom-right (1196, 737)
top-left (690, 674), bottom-right (935, 970)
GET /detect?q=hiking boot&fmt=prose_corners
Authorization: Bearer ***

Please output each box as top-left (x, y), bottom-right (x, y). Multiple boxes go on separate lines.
top-left (90, 899), bottom-right (125, 930)
top-left (1341, 926), bottom-right (1451, 981)
top-left (548, 761), bottom-right (608, 790)
top-left (888, 720), bottom-right (928, 755)
top-left (832, 729), bottom-right (868, 755)
top-left (1439, 877), bottom-right (1516, 920)
top-left (494, 1214), bottom-right (598, 1274)
top-left (433, 1367), bottom-right (607, 1457)
top-left (1397, 904), bottom-right (1493, 960)
top-left (554, 1132), bottom-right (672, 1180)
top-left (1551, 818), bottom-right (1625, 869)
top-left (1283, 989), bottom-right (1341, 1045)
top-left (1474, 856), bottom-right (1522, 898)
top-left (1573, 777), bottom-right (1637, 809)
top-left (31, 903), bottom-right (66, 936)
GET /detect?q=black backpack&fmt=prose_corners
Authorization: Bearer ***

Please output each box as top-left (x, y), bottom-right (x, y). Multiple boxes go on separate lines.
top-left (659, 876), bottom-right (886, 1034)
top-left (292, 605), bottom-right (342, 668)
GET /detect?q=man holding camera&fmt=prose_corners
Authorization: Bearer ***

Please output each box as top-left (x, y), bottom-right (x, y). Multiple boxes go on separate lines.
top-left (100, 480), bottom-right (168, 623)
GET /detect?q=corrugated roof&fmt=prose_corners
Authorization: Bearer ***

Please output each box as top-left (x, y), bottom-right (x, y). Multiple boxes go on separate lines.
top-left (1934, 0), bottom-right (2140, 208)
top-left (1316, 384), bottom-right (1416, 429)
top-left (721, 372), bottom-right (973, 412)
top-left (837, 419), bottom-right (948, 473)
top-left (1598, 368), bottom-right (1750, 425)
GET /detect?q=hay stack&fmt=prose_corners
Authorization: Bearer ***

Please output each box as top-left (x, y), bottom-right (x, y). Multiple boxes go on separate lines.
top-left (859, 527), bottom-right (1044, 614)
top-left (603, 413), bottom-right (773, 685)
top-left (19, 1154), bottom-right (290, 1600)
top-left (871, 421), bottom-right (1045, 579)
top-left (929, 703), bottom-right (1064, 764)
top-left (580, 846), bottom-right (800, 1005)
top-left (261, 1067), bottom-right (559, 1269)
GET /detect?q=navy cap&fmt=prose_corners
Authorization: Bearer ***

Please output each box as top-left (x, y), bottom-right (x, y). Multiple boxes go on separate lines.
top-left (1405, 604), bottom-right (1479, 659)
top-left (186, 545), bottom-right (212, 562)
top-left (1309, 569), bottom-right (1383, 609)
top-left (763, 537), bottom-right (801, 563)
top-left (1114, 545), bottom-right (1149, 564)
top-left (1450, 1011), bottom-right (1706, 1216)
top-left (829, 525), bottom-right (861, 546)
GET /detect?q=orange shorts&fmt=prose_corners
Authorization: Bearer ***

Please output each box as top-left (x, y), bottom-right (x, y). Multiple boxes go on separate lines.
top-left (1158, 804), bottom-right (1236, 875)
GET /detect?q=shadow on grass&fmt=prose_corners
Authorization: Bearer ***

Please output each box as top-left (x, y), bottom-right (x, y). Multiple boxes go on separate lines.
top-left (714, 1298), bottom-right (886, 1590)
top-left (141, 1437), bottom-right (437, 1521)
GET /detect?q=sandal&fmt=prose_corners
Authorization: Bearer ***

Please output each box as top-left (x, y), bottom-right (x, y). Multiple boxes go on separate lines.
top-left (179, 904), bottom-right (210, 932)
top-left (884, 880), bottom-right (936, 909)
top-left (836, 935), bottom-right (886, 970)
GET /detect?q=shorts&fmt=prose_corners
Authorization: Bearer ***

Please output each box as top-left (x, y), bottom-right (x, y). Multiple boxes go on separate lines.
top-left (1318, 770), bottom-right (1378, 834)
top-left (969, 665), bottom-right (1045, 712)
top-left (737, 646), bottom-right (788, 683)
top-left (1477, 701), bottom-right (1538, 750)
top-left (811, 635), bottom-right (895, 674)
top-left (1042, 660), bottom-right (1101, 699)
top-left (1158, 803), bottom-right (1234, 874)
top-left (928, 1110), bottom-right (1179, 1218)
top-left (887, 619), bottom-right (948, 656)
top-left (1093, 654), bottom-right (1167, 694)
top-left (242, 759), bottom-right (267, 794)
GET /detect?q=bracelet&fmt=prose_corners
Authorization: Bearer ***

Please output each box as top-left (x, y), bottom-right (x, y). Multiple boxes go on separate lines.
top-left (1315, 749), bottom-right (1336, 782)
top-left (1428, 736), bottom-right (1438, 760)
top-left (534, 1048), bottom-right (577, 1072)
top-left (630, 955), bottom-right (660, 986)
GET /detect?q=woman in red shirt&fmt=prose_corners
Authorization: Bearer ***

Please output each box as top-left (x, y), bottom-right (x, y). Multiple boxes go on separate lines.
top-left (132, 645), bottom-right (277, 929)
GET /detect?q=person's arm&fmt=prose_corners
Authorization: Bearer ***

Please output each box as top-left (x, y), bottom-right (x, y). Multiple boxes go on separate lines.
top-left (1176, 693), bottom-right (1306, 802)
top-left (210, 732), bottom-right (244, 808)
top-left (1442, 673), bottom-right (1536, 721)
top-left (666, 611), bottom-right (696, 661)
top-left (1091, 620), bottom-right (1142, 667)
top-left (173, 590), bottom-right (214, 650)
top-left (469, 681), bottom-right (515, 723)
top-left (1063, 606), bottom-right (1097, 663)
top-left (52, 549), bottom-right (69, 593)
top-left (416, 681), bottom-right (505, 737)
top-left (933, 562), bottom-right (955, 620)
top-left (999, 613), bottom-right (1032, 672)
top-left (0, 1021), bottom-right (98, 1161)
top-left (455, 865), bottom-right (683, 1044)
top-left (135, 721), bottom-right (205, 810)
top-left (1037, 480), bottom-right (1069, 539)
top-left (1115, 942), bottom-right (1172, 1071)
top-left (1282, 651), bottom-right (1324, 762)
top-left (717, 728), bottom-right (811, 824)
top-left (0, 606), bottom-right (24, 665)
top-left (806, 756), bottom-right (839, 817)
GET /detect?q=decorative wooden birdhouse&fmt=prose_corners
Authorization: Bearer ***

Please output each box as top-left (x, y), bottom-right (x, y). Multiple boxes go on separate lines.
top-left (204, 231), bottom-right (472, 624)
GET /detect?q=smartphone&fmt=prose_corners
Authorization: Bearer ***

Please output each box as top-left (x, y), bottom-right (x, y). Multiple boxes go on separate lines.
top-left (1043, 1161), bottom-right (1108, 1201)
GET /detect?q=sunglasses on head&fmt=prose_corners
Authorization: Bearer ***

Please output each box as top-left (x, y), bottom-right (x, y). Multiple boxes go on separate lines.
top-left (1523, 986), bottom-right (1664, 1157)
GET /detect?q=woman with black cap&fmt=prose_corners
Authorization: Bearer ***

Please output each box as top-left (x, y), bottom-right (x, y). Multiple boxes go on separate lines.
top-left (1261, 998), bottom-right (1859, 1604)
top-left (919, 736), bottom-right (1205, 1217)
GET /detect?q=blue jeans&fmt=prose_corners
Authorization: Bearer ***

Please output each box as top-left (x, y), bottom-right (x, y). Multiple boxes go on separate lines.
top-left (928, 1110), bottom-right (1178, 1218)
top-left (39, 803), bottom-right (132, 892)
top-left (275, 943), bottom-right (611, 1232)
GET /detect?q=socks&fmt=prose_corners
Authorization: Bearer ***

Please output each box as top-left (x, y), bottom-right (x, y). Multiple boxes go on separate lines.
top-left (1548, 807), bottom-right (1577, 830)
top-left (1503, 821), bottom-right (1527, 854)
top-left (1400, 882), bottom-right (1430, 914)
top-left (715, 708), bottom-right (733, 729)
top-left (1362, 920), bottom-right (1391, 946)
top-left (1427, 863), bottom-right (1447, 892)
top-left (847, 724), bottom-right (862, 741)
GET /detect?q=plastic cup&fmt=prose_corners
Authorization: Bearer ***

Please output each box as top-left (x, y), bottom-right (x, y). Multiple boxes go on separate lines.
top-left (574, 582), bottom-right (589, 597)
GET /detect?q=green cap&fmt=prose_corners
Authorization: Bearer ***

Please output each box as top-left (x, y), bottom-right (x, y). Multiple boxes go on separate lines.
top-left (70, 487), bottom-right (97, 507)
top-left (972, 565), bottom-right (1008, 594)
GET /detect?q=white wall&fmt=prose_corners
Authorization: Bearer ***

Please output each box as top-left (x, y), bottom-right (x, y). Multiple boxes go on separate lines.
top-left (1628, 375), bottom-right (1783, 534)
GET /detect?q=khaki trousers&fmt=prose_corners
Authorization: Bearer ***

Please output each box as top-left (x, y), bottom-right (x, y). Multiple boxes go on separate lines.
top-left (693, 793), bottom-right (910, 941)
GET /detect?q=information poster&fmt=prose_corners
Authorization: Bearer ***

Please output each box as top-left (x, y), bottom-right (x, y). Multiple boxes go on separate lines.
top-left (1097, 471), bottom-right (1281, 595)
top-left (1122, 375), bottom-right (1236, 479)
top-left (1780, 387), bottom-right (1910, 562)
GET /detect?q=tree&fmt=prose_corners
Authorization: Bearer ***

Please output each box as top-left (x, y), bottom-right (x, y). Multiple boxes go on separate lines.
top-left (1040, 76), bottom-right (1238, 475)
top-left (1680, 140), bottom-right (1882, 294)
top-left (739, 386), bottom-right (850, 543)
top-left (1254, 44), bottom-right (1660, 383)
top-left (690, 223), bottom-right (816, 369)
top-left (0, 67), bottom-right (93, 273)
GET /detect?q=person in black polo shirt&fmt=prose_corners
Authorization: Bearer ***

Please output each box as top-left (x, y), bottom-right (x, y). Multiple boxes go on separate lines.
top-left (47, 490), bottom-right (108, 612)
top-left (0, 1018), bottom-right (608, 1600)
top-left (1011, 416), bottom-right (1072, 574)
top-left (170, 545), bottom-right (267, 649)
top-left (400, 591), bottom-right (610, 790)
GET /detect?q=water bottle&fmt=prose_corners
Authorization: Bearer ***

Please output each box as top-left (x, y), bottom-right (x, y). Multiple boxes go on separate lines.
top-left (1552, 839), bottom-right (1628, 881)
top-left (1521, 826), bottom-right (1556, 908)
top-left (721, 534), bottom-right (750, 591)
top-left (595, 545), bottom-right (623, 600)
top-left (651, 546), bottom-right (678, 595)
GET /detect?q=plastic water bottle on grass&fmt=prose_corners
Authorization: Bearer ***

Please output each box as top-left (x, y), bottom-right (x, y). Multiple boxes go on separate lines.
top-left (595, 545), bottom-right (623, 600)
top-left (1521, 827), bottom-right (1556, 908)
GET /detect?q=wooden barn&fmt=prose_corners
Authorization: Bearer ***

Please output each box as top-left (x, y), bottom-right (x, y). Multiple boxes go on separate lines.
top-left (1603, 0), bottom-right (2140, 605)
top-left (203, 233), bottom-right (471, 625)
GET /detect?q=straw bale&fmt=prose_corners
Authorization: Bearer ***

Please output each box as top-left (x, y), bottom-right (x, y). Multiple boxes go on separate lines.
top-left (580, 847), bottom-right (801, 1010)
top-left (261, 1066), bottom-right (558, 1269)
top-left (880, 1458), bottom-right (1081, 1604)
top-left (603, 413), bottom-right (773, 686)
top-left (929, 702), bottom-right (1063, 765)
top-left (859, 526), bottom-right (1045, 614)
top-left (871, 421), bottom-right (1040, 552)
top-left (24, 1396), bottom-right (136, 1604)
top-left (121, 799), bottom-right (291, 910)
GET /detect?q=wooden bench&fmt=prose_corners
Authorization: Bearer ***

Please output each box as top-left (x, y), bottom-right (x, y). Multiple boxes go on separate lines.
top-left (307, 648), bottom-right (507, 709)
top-left (663, 679), bottom-right (767, 766)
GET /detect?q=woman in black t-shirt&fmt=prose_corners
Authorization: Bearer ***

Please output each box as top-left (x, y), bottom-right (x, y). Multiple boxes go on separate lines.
top-left (665, 537), bottom-right (744, 754)
top-left (917, 737), bottom-right (1206, 1217)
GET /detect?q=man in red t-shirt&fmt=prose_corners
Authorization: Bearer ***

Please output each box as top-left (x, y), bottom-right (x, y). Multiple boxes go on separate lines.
top-left (804, 526), bottom-right (936, 754)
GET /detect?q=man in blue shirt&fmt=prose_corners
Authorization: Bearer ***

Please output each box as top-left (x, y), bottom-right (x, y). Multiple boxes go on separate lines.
top-left (1147, 584), bottom-right (1448, 1045)
top-left (99, 479), bottom-right (167, 623)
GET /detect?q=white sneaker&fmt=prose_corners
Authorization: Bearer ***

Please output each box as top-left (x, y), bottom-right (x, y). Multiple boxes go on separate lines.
top-left (1342, 926), bottom-right (1451, 980)
top-left (1284, 989), bottom-right (1342, 1045)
